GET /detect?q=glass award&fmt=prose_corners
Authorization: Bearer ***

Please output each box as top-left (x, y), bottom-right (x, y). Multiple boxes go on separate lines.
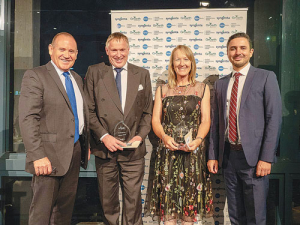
top-left (114, 121), bottom-right (131, 142)
top-left (173, 120), bottom-right (189, 144)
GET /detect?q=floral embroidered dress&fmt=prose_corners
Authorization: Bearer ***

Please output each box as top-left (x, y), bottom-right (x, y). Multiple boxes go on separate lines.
top-left (145, 82), bottom-right (213, 223)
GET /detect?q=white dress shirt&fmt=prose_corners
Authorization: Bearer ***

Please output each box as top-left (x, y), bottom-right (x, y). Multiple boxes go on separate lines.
top-left (225, 62), bottom-right (251, 143)
top-left (51, 61), bottom-right (84, 135)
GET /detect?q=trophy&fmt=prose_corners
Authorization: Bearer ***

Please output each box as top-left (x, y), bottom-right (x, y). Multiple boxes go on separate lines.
top-left (173, 120), bottom-right (189, 144)
top-left (114, 121), bottom-right (131, 142)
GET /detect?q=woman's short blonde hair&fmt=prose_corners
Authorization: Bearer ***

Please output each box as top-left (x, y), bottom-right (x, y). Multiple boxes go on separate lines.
top-left (168, 45), bottom-right (196, 88)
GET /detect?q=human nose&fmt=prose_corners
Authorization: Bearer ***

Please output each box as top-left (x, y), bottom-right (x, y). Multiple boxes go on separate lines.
top-left (63, 51), bottom-right (70, 58)
top-left (235, 48), bottom-right (242, 55)
top-left (116, 51), bottom-right (121, 57)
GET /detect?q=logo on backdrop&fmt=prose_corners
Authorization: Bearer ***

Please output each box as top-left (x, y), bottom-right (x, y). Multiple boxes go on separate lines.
top-left (152, 51), bottom-right (163, 56)
top-left (181, 15), bottom-right (191, 20)
top-left (206, 37), bottom-right (217, 42)
top-left (189, 38), bottom-right (202, 42)
top-left (153, 37), bottom-right (163, 42)
top-left (217, 16), bottom-right (230, 20)
top-left (138, 38), bottom-right (151, 42)
top-left (130, 30), bottom-right (141, 35)
top-left (206, 22), bottom-right (217, 27)
top-left (153, 23), bottom-right (164, 28)
top-left (130, 16), bottom-right (141, 21)
top-left (190, 23), bottom-right (203, 27)
top-left (139, 24), bottom-right (151, 28)
top-left (166, 30), bottom-right (178, 34)
top-left (180, 29), bottom-right (192, 34)
top-left (216, 30), bottom-right (230, 34)
top-left (232, 15), bottom-right (243, 20)
top-left (115, 17), bottom-right (127, 21)
top-left (166, 16), bottom-right (179, 20)
top-left (138, 51), bottom-right (150, 56)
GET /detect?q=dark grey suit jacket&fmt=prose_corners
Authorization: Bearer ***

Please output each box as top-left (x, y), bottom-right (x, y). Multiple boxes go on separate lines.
top-left (19, 61), bottom-right (90, 176)
top-left (209, 66), bottom-right (282, 167)
top-left (84, 62), bottom-right (153, 161)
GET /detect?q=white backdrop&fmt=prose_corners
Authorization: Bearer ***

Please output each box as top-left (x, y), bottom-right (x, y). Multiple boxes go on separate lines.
top-left (111, 8), bottom-right (247, 225)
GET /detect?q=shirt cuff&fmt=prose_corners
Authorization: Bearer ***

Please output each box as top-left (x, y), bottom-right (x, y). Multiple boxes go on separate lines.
top-left (100, 133), bottom-right (109, 142)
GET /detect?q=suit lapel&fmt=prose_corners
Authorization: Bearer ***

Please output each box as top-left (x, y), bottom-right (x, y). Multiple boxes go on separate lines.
top-left (72, 72), bottom-right (88, 131)
top-left (221, 75), bottom-right (231, 125)
top-left (240, 66), bottom-right (255, 109)
top-left (124, 63), bottom-right (140, 120)
top-left (102, 65), bottom-right (123, 113)
top-left (46, 62), bottom-right (72, 111)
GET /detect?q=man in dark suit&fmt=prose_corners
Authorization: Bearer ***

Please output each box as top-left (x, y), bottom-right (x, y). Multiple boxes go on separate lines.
top-left (19, 32), bottom-right (90, 225)
top-left (84, 32), bottom-right (153, 225)
top-left (208, 33), bottom-right (282, 225)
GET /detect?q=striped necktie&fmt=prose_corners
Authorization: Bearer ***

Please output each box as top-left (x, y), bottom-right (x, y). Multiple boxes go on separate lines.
top-left (228, 72), bottom-right (241, 143)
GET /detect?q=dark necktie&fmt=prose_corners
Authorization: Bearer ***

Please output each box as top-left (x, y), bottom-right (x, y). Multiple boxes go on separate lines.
top-left (62, 71), bottom-right (79, 143)
top-left (228, 72), bottom-right (242, 143)
top-left (114, 68), bottom-right (123, 105)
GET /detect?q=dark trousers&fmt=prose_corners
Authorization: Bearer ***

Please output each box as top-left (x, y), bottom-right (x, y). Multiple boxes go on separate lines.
top-left (28, 140), bottom-right (81, 225)
top-left (223, 142), bottom-right (269, 225)
top-left (95, 156), bottom-right (145, 225)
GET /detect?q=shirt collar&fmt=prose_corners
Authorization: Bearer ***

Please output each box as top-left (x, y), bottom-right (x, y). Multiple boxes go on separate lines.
top-left (232, 62), bottom-right (251, 77)
top-left (51, 60), bottom-right (71, 76)
top-left (112, 62), bottom-right (128, 71)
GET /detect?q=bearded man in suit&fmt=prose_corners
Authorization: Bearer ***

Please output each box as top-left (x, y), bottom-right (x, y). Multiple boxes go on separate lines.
top-left (19, 32), bottom-right (90, 225)
top-left (84, 32), bottom-right (153, 225)
top-left (208, 32), bottom-right (282, 225)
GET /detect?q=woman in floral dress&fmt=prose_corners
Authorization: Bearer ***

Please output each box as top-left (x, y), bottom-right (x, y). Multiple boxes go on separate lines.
top-left (145, 45), bottom-right (213, 224)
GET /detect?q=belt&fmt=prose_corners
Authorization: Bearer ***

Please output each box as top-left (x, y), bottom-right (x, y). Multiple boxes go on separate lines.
top-left (227, 142), bottom-right (243, 151)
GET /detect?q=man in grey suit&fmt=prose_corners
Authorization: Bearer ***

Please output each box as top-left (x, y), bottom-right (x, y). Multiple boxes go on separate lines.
top-left (19, 32), bottom-right (90, 225)
top-left (208, 33), bottom-right (282, 225)
top-left (84, 32), bottom-right (153, 225)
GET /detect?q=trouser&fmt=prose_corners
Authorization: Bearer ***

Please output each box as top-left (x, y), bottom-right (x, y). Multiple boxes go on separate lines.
top-left (223, 142), bottom-right (269, 225)
top-left (28, 140), bottom-right (81, 225)
top-left (95, 156), bottom-right (145, 225)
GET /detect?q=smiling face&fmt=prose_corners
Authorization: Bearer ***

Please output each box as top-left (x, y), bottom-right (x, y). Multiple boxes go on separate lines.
top-left (227, 37), bottom-right (254, 71)
top-left (172, 49), bottom-right (192, 78)
top-left (105, 38), bottom-right (129, 68)
top-left (48, 34), bottom-right (78, 72)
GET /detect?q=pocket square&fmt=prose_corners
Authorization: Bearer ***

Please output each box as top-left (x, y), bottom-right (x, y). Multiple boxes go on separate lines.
top-left (138, 84), bottom-right (144, 91)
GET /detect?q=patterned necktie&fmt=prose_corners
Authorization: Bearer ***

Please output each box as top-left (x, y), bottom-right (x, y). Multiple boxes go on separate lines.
top-left (114, 68), bottom-right (123, 105)
top-left (228, 72), bottom-right (242, 143)
top-left (62, 71), bottom-right (79, 143)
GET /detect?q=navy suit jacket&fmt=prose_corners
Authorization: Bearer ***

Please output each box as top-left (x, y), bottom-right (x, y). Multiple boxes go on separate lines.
top-left (208, 65), bottom-right (282, 167)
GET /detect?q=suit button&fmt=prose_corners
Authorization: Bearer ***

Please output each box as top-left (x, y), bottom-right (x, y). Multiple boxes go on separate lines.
top-left (70, 135), bottom-right (74, 138)
top-left (101, 98), bottom-right (105, 102)
top-left (104, 114), bottom-right (107, 117)
top-left (71, 118), bottom-right (74, 122)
